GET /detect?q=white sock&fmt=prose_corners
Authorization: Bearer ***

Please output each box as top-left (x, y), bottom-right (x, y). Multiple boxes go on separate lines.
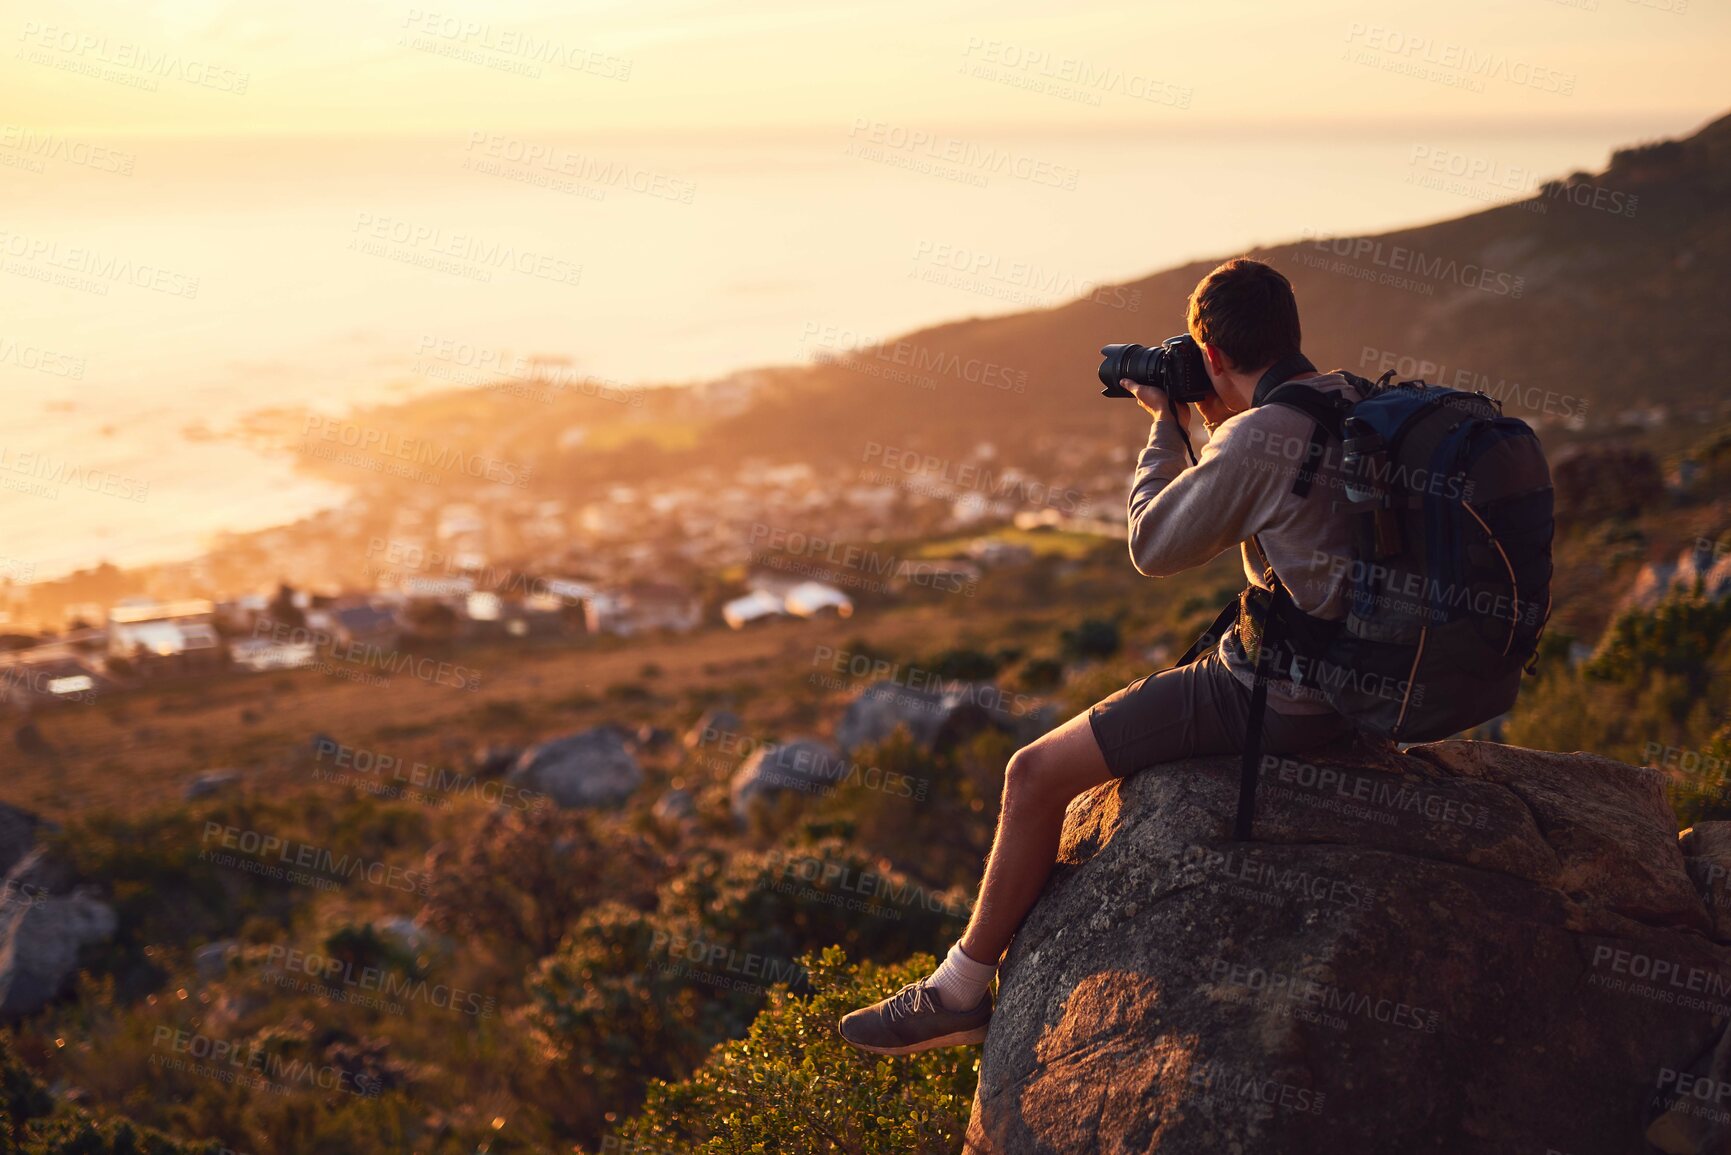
top-left (927, 941), bottom-right (996, 1011)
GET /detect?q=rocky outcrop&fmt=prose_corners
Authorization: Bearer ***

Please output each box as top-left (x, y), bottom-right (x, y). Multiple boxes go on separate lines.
top-left (836, 680), bottom-right (1049, 755)
top-left (729, 738), bottom-right (844, 819)
top-left (507, 728), bottom-right (644, 809)
top-left (967, 739), bottom-right (1731, 1155)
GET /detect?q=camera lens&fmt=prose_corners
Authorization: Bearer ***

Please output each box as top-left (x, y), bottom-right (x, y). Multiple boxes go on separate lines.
top-left (1099, 343), bottom-right (1164, 390)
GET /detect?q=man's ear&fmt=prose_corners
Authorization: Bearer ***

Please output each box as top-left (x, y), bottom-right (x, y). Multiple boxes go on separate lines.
top-left (1201, 342), bottom-right (1231, 378)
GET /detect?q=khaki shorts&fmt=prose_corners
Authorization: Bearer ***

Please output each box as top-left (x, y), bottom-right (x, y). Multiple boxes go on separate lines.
top-left (1087, 651), bottom-right (1354, 779)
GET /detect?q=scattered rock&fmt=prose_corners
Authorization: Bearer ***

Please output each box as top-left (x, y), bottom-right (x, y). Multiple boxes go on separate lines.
top-left (633, 724), bottom-right (675, 753)
top-left (470, 743), bottom-right (521, 778)
top-left (653, 789), bottom-right (697, 829)
top-left (183, 769), bottom-right (242, 801)
top-left (0, 804), bottom-right (43, 878)
top-left (372, 916), bottom-right (450, 956)
top-left (967, 740), bottom-right (1725, 1155)
top-left (207, 987), bottom-right (268, 1027)
top-left (321, 1034), bottom-right (411, 1094)
top-left (730, 738), bottom-right (844, 819)
top-left (685, 707), bottom-right (743, 751)
top-left (194, 941), bottom-right (236, 981)
top-left (0, 891), bottom-right (118, 1018)
top-left (836, 680), bottom-right (1040, 755)
top-left (507, 728), bottom-right (643, 808)
top-left (4, 847), bottom-right (75, 899)
top-left (13, 721), bottom-right (50, 758)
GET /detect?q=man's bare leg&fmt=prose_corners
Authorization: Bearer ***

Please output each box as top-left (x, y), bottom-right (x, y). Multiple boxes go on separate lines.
top-left (958, 708), bottom-right (1114, 966)
top-left (837, 709), bottom-right (1113, 1053)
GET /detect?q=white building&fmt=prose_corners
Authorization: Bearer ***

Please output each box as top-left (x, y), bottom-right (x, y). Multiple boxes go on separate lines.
top-left (784, 581), bottom-right (853, 619)
top-left (723, 590), bottom-right (787, 629)
top-left (107, 599), bottom-right (224, 675)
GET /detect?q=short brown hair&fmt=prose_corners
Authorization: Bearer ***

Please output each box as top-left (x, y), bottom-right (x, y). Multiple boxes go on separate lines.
top-left (1185, 258), bottom-right (1301, 372)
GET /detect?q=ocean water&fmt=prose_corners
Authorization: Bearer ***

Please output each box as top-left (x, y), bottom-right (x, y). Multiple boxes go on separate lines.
top-left (0, 124), bottom-right (1658, 581)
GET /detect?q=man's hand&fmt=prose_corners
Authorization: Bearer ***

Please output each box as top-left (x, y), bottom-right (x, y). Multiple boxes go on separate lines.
top-left (1194, 391), bottom-right (1234, 432)
top-left (1126, 380), bottom-right (1191, 432)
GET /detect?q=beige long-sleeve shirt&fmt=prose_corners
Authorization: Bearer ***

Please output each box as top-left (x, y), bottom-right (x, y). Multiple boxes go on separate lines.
top-left (1127, 371), bottom-right (1367, 714)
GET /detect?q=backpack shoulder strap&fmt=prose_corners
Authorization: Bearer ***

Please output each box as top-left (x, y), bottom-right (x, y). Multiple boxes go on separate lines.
top-left (1262, 381), bottom-right (1351, 436)
top-left (1260, 382), bottom-right (1352, 498)
top-left (1234, 557), bottom-right (1288, 841)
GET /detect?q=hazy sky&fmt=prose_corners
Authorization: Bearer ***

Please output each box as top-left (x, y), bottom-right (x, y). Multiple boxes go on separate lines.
top-left (7, 0), bottom-right (1726, 138)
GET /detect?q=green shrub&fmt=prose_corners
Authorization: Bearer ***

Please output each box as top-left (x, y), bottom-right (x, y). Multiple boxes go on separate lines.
top-left (810, 728), bottom-right (1002, 890)
top-left (925, 649), bottom-right (1000, 682)
top-left (521, 903), bottom-right (743, 1138)
top-left (656, 837), bottom-right (969, 965)
top-left (1586, 593), bottom-right (1731, 690)
top-left (420, 807), bottom-right (664, 962)
top-left (1505, 590), bottom-right (1731, 828)
top-left (614, 948), bottom-right (977, 1155)
top-left (1058, 618), bottom-right (1120, 661)
top-left (522, 837), bottom-right (969, 1144)
top-left (1015, 656), bottom-right (1064, 693)
top-left (2, 1032), bottom-right (208, 1154)
top-left (1664, 722), bottom-right (1731, 826)
top-left (43, 794), bottom-right (432, 997)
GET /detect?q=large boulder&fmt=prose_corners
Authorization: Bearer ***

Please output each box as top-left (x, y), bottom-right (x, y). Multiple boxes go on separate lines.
top-left (729, 738), bottom-right (845, 819)
top-left (836, 681), bottom-right (1045, 755)
top-left (0, 890), bottom-right (117, 1018)
top-left (506, 728), bottom-right (643, 809)
top-left (967, 739), bottom-right (1730, 1155)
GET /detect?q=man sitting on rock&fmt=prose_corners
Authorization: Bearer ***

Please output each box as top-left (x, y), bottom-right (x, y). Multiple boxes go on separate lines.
top-left (839, 257), bottom-right (1359, 1054)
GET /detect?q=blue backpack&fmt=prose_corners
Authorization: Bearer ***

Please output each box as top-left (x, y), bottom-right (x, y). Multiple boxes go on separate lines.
top-left (1182, 364), bottom-right (1555, 838)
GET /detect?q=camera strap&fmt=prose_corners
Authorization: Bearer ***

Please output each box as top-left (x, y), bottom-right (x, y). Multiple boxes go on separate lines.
top-left (1250, 352), bottom-right (1318, 407)
top-left (1172, 417), bottom-right (1199, 467)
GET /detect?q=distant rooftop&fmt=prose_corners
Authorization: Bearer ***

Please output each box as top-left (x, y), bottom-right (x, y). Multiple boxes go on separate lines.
top-left (108, 599), bottom-right (215, 625)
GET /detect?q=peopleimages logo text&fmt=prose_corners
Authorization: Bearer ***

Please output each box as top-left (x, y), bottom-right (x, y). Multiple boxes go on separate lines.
top-left (1298, 231), bottom-right (1525, 298)
top-left (200, 822), bottom-right (432, 895)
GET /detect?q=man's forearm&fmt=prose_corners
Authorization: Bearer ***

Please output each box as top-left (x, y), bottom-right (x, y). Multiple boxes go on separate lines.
top-left (1125, 412), bottom-right (1266, 578)
top-left (1125, 414), bottom-right (1191, 576)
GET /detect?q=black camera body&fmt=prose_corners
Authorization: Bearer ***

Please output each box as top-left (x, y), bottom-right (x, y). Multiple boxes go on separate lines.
top-left (1098, 334), bottom-right (1213, 403)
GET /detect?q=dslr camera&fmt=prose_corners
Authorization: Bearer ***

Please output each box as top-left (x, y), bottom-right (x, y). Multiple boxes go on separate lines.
top-left (1097, 334), bottom-right (1213, 403)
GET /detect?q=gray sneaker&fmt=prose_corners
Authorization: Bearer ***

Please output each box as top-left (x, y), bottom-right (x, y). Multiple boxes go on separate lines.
top-left (837, 980), bottom-right (992, 1055)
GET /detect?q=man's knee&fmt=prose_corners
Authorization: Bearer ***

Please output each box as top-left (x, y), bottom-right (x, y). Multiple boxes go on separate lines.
top-left (1004, 743), bottom-right (1071, 810)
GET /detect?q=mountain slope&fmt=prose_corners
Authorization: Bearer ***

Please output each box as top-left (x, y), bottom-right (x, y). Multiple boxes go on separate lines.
top-left (707, 110), bottom-right (1731, 473)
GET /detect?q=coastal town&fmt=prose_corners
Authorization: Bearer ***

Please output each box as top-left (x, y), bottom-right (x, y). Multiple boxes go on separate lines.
top-left (0, 379), bottom-right (1135, 714)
